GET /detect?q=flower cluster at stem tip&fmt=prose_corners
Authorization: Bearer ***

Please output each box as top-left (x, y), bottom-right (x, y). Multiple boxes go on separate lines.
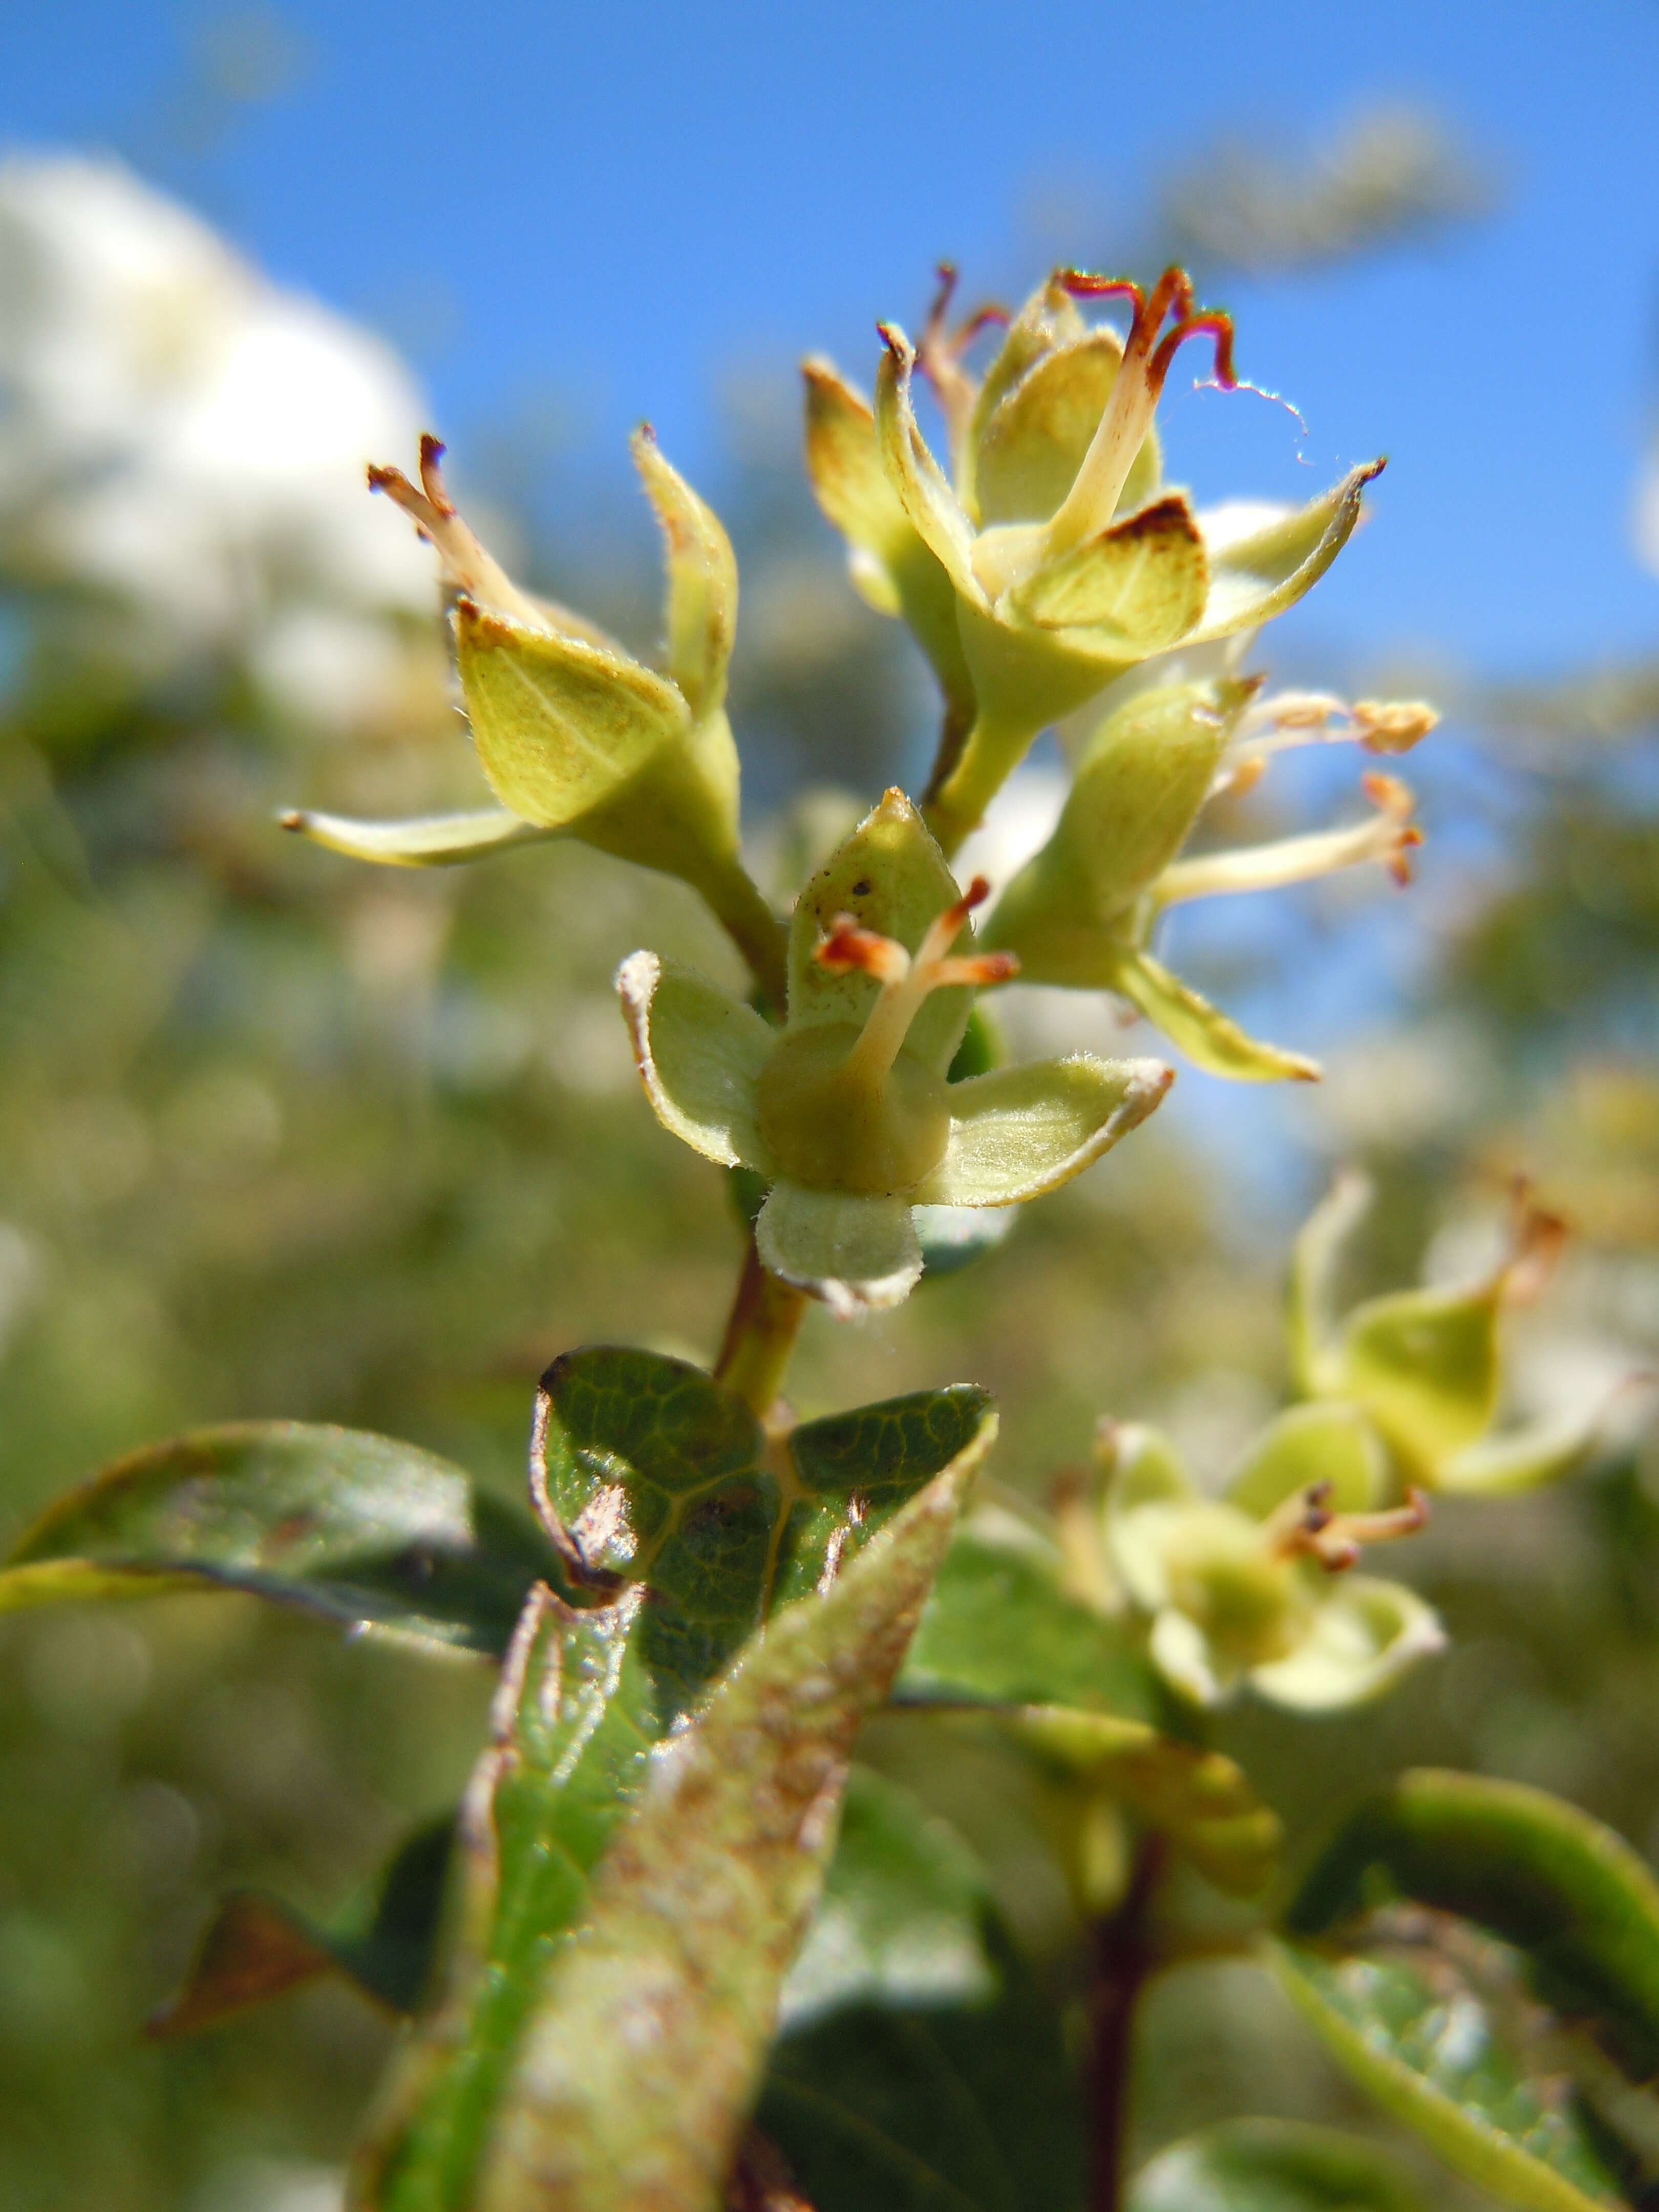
top-left (283, 259), bottom-right (1440, 1315)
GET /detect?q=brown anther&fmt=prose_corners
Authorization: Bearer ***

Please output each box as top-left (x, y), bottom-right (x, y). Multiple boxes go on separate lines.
top-left (814, 914), bottom-right (909, 984)
top-left (935, 950), bottom-right (1020, 988)
top-left (1059, 267), bottom-right (1236, 399)
top-left (916, 267), bottom-right (1007, 471)
top-left (1501, 1183), bottom-right (1569, 1307)
top-left (1353, 699), bottom-right (1439, 755)
top-left (1360, 772), bottom-right (1423, 885)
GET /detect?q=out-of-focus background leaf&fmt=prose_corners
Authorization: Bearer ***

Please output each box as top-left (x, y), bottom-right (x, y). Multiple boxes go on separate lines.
top-left (0, 8), bottom-right (1656, 2205)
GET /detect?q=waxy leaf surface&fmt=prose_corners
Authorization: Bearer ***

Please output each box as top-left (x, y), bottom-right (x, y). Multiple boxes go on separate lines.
top-left (473, 1438), bottom-right (991, 2212)
top-left (759, 1767), bottom-right (1086, 2212)
top-left (1278, 1770), bottom-right (1659, 2212)
top-left (1129, 2117), bottom-right (1426, 2212)
top-left (354, 1351), bottom-right (995, 2212)
top-left (0, 1423), bottom-right (552, 1655)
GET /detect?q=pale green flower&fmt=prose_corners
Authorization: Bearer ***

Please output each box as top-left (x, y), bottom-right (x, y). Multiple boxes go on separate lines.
top-left (280, 431), bottom-right (784, 998)
top-left (1291, 1175), bottom-right (1605, 1493)
top-left (805, 266), bottom-right (1381, 850)
top-left (984, 679), bottom-right (1430, 1080)
top-left (1101, 1415), bottom-right (1442, 1711)
top-left (618, 791), bottom-right (1171, 1316)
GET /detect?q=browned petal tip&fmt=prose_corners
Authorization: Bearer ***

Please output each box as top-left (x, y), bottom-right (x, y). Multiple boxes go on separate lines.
top-left (277, 809), bottom-right (305, 831)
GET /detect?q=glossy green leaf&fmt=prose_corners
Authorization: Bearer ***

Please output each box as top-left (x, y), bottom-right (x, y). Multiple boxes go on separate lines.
top-left (151, 1816), bottom-right (455, 2036)
top-left (1274, 1940), bottom-right (1624, 2212)
top-left (1277, 1770), bottom-right (1659, 2211)
top-left (352, 1354), bottom-right (996, 2212)
top-left (758, 1768), bottom-right (1086, 2212)
top-left (897, 1506), bottom-right (1164, 1721)
top-left (1129, 2117), bottom-right (1426, 2212)
top-left (1287, 1770), bottom-right (1659, 2077)
top-left (470, 1437), bottom-right (991, 2212)
top-left (0, 1423), bottom-right (552, 1655)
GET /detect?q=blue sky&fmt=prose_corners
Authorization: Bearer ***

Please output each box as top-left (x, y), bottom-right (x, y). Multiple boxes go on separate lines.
top-left (4, 0), bottom-right (1657, 684)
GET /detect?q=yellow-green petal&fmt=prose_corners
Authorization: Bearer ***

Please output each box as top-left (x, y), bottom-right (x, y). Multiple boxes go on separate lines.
top-left (1437, 1412), bottom-right (1602, 1496)
top-left (1288, 1173), bottom-right (1374, 1397)
top-left (455, 599), bottom-right (689, 829)
top-left (1187, 461), bottom-right (1383, 644)
top-left (631, 428), bottom-right (737, 719)
top-left (914, 1055), bottom-right (1172, 1207)
top-left (1336, 1280), bottom-right (1503, 1481)
top-left (754, 1180), bottom-right (923, 1317)
top-left (1225, 1401), bottom-right (1389, 1519)
top-left (786, 789), bottom-right (969, 1075)
top-left (973, 328), bottom-right (1161, 528)
top-left (279, 806), bottom-right (557, 867)
top-left (615, 950), bottom-right (776, 1174)
top-left (1106, 946), bottom-right (1322, 1083)
top-left (872, 328), bottom-right (984, 605)
top-left (1250, 1577), bottom-right (1445, 1712)
top-left (1006, 494), bottom-right (1206, 652)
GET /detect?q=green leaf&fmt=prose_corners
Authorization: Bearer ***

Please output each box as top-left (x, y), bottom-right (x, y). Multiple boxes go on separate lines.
top-left (279, 806), bottom-right (557, 867)
top-left (1287, 1770), bottom-right (1659, 2077)
top-left (897, 1506), bottom-right (1164, 1721)
top-left (150, 1816), bottom-right (455, 2036)
top-left (1129, 2117), bottom-right (1426, 2212)
top-left (352, 1355), bottom-right (996, 2211)
top-left (0, 1423), bottom-right (551, 1655)
top-left (758, 1769), bottom-right (1087, 2212)
top-left (1277, 1769), bottom-right (1659, 2211)
top-left (915, 1054), bottom-right (1173, 1207)
top-left (468, 1436), bottom-right (992, 2212)
top-left (1274, 1942), bottom-right (1625, 2212)
top-left (1008, 495), bottom-right (1207, 652)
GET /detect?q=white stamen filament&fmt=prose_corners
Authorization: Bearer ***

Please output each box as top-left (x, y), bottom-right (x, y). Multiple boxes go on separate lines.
top-left (1155, 774), bottom-right (1422, 907)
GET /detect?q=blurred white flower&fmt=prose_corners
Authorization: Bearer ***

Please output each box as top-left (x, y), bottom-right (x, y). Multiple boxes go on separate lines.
top-left (0, 154), bottom-right (431, 715)
top-left (1638, 437), bottom-right (1659, 580)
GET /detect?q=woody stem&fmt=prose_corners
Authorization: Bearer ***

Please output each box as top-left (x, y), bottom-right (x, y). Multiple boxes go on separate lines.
top-left (1086, 1833), bottom-right (1167, 2212)
top-left (714, 1237), bottom-right (809, 1419)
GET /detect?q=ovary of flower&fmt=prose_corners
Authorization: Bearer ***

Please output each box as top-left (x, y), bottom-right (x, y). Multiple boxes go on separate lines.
top-left (756, 878), bottom-right (1020, 1197)
top-left (1155, 770), bottom-right (1424, 906)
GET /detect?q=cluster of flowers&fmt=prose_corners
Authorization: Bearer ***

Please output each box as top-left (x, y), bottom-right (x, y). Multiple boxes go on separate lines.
top-left (291, 263), bottom-right (1433, 1315)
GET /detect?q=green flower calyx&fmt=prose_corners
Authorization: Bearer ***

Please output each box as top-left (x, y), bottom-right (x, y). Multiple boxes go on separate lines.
top-left (758, 878), bottom-right (1017, 1196)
